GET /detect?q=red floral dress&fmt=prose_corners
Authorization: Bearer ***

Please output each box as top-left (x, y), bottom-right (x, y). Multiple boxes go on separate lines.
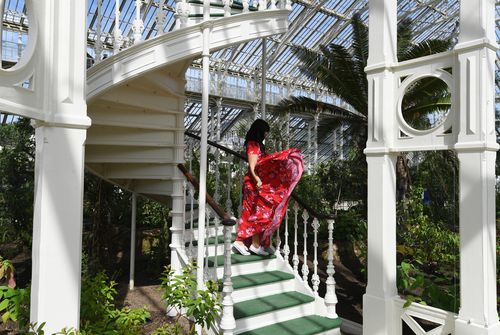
top-left (236, 141), bottom-right (304, 248)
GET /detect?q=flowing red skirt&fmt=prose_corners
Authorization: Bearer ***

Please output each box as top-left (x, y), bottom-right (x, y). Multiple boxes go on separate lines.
top-left (236, 148), bottom-right (304, 247)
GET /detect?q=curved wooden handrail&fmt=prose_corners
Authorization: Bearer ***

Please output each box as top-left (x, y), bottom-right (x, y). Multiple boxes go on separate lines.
top-left (178, 163), bottom-right (232, 221)
top-left (185, 131), bottom-right (335, 221)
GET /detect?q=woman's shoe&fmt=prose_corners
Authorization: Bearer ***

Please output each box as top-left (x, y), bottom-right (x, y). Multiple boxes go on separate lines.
top-left (249, 244), bottom-right (270, 256)
top-left (264, 246), bottom-right (276, 255)
top-left (232, 242), bottom-right (251, 256)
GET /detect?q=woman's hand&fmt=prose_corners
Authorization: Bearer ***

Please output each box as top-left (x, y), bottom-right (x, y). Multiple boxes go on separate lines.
top-left (254, 175), bottom-right (262, 189)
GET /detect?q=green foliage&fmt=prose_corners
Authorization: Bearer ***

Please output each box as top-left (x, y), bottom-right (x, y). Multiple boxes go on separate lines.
top-left (80, 271), bottom-right (150, 335)
top-left (0, 118), bottom-right (35, 249)
top-left (0, 284), bottom-right (30, 326)
top-left (397, 261), bottom-right (458, 313)
top-left (150, 323), bottom-right (184, 335)
top-left (159, 262), bottom-right (221, 334)
top-left (397, 187), bottom-right (459, 270)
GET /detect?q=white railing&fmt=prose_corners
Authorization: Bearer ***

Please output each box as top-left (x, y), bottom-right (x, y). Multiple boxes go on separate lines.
top-left (88, 0), bottom-right (285, 66)
top-left (393, 297), bottom-right (456, 335)
top-left (183, 133), bottom-right (340, 331)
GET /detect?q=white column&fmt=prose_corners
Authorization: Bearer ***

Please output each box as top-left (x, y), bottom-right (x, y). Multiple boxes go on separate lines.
top-left (30, 1), bottom-right (90, 332)
top-left (363, 153), bottom-right (398, 335)
top-left (132, 0), bottom-right (144, 44)
top-left (129, 193), bottom-right (137, 290)
top-left (454, 1), bottom-right (499, 333)
top-left (363, 1), bottom-right (398, 334)
top-left (31, 126), bottom-right (87, 333)
top-left (261, 38), bottom-right (267, 120)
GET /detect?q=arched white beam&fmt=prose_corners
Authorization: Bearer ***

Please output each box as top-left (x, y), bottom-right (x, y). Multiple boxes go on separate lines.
top-left (87, 10), bottom-right (289, 102)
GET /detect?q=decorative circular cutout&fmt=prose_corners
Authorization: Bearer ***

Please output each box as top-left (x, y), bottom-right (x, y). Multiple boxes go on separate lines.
top-left (400, 76), bottom-right (451, 132)
top-left (1, 0), bottom-right (36, 72)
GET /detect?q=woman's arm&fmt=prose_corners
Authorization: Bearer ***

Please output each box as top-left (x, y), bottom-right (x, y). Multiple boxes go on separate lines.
top-left (248, 153), bottom-right (262, 188)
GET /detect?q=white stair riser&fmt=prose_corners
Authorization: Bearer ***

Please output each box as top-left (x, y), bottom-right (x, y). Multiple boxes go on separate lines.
top-left (234, 302), bottom-right (316, 334)
top-left (216, 258), bottom-right (278, 278)
top-left (314, 329), bottom-right (342, 335)
top-left (232, 279), bottom-right (295, 303)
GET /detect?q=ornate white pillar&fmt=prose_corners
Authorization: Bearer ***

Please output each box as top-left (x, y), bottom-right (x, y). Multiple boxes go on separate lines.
top-left (132, 0), bottom-right (144, 44)
top-left (113, 0), bottom-right (123, 53)
top-left (454, 0), bottom-right (499, 333)
top-left (363, 0), bottom-right (398, 334)
top-left (29, 2), bottom-right (90, 333)
top-left (129, 193), bottom-right (137, 290)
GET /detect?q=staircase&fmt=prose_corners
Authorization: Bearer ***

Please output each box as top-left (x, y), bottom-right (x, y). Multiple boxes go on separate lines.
top-left (182, 162), bottom-right (342, 334)
top-left (84, 4), bottom-right (341, 334)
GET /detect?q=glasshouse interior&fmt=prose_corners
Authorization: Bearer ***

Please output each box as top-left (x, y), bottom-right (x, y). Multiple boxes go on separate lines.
top-left (0, 0), bottom-right (498, 334)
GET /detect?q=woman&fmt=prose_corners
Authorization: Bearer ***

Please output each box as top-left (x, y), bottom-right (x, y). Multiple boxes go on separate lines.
top-left (233, 119), bottom-right (304, 256)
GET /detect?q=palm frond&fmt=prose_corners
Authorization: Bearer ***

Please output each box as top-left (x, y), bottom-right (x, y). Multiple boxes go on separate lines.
top-left (399, 39), bottom-right (452, 62)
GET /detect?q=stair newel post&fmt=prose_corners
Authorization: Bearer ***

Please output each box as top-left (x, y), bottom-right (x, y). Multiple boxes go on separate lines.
top-left (283, 208), bottom-right (290, 263)
top-left (113, 0), bottom-right (123, 53)
top-left (132, 0), bottom-right (144, 44)
top-left (324, 219), bottom-right (338, 318)
top-left (311, 217), bottom-right (320, 295)
top-left (204, 207), bottom-right (211, 281)
top-left (292, 201), bottom-right (300, 275)
top-left (220, 218), bottom-right (237, 335)
top-left (301, 209), bottom-right (310, 285)
top-left (94, 0), bottom-right (103, 63)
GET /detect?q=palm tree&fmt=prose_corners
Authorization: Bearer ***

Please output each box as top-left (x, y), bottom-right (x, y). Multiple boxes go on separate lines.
top-left (278, 13), bottom-right (452, 168)
top-left (278, 14), bottom-right (452, 277)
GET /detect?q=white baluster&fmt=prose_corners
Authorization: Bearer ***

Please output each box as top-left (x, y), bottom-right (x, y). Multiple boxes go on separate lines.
top-left (182, 180), bottom-right (187, 251)
top-left (283, 208), bottom-right (290, 263)
top-left (311, 217), bottom-right (320, 295)
top-left (324, 219), bottom-right (338, 318)
top-left (213, 214), bottom-right (220, 280)
top-left (276, 226), bottom-right (281, 254)
top-left (155, 0), bottom-right (167, 36)
top-left (313, 113), bottom-right (319, 167)
top-left (132, 0), bottom-right (144, 44)
top-left (188, 184), bottom-right (195, 259)
top-left (220, 219), bottom-right (236, 335)
top-left (114, 0), bottom-right (123, 53)
top-left (292, 202), bottom-right (299, 275)
top-left (242, 0), bottom-right (249, 13)
top-left (285, 0), bottom-right (291, 10)
top-left (94, 0), bottom-right (103, 63)
top-left (270, 0), bottom-right (276, 10)
top-left (175, 0), bottom-right (190, 29)
top-left (302, 209), bottom-right (309, 285)
top-left (223, 0), bottom-right (232, 16)
top-left (225, 161), bottom-right (233, 216)
top-left (204, 207), bottom-right (210, 281)
top-left (258, 0), bottom-right (266, 11)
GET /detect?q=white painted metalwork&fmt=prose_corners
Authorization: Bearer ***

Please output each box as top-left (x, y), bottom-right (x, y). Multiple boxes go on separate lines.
top-left (311, 217), bottom-right (320, 295)
top-left (220, 221), bottom-right (236, 335)
top-left (283, 208), bottom-right (290, 263)
top-left (292, 201), bottom-right (300, 275)
top-left (225, 160), bottom-right (233, 215)
top-left (113, 0), bottom-right (123, 52)
top-left (324, 219), bottom-right (338, 318)
top-left (129, 193), bottom-right (137, 290)
top-left (94, 0), bottom-right (103, 63)
top-left (155, 0), bottom-right (167, 35)
top-left (132, 0), bottom-right (144, 44)
top-left (204, 207), bottom-right (211, 281)
top-left (301, 209), bottom-right (309, 285)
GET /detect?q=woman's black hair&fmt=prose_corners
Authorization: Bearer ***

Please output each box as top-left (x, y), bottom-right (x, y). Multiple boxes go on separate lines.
top-left (244, 119), bottom-right (270, 151)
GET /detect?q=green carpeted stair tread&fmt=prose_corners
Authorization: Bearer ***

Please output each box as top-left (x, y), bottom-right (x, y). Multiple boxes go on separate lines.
top-left (185, 233), bottom-right (236, 246)
top-left (234, 291), bottom-right (315, 319)
top-left (206, 253), bottom-right (276, 267)
top-left (217, 270), bottom-right (295, 291)
top-left (238, 315), bottom-right (342, 335)
top-left (231, 271), bottom-right (295, 290)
